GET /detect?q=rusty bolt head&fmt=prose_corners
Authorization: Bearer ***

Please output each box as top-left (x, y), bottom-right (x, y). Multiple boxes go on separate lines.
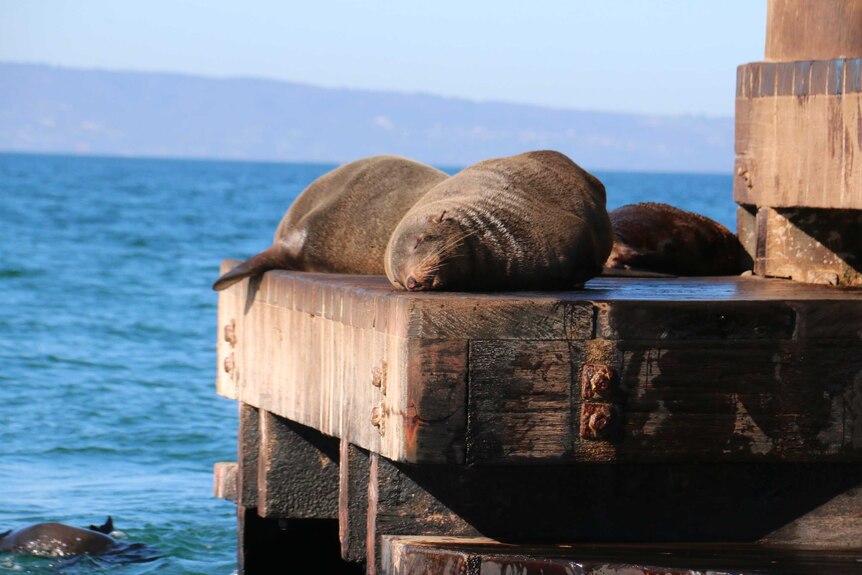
top-left (371, 362), bottom-right (387, 394)
top-left (223, 320), bottom-right (237, 347)
top-left (581, 364), bottom-right (617, 400)
top-left (371, 403), bottom-right (385, 435)
top-left (223, 352), bottom-right (235, 374)
top-left (581, 404), bottom-right (617, 440)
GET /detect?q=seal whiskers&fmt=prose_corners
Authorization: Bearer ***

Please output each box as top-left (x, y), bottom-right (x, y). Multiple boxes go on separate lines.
top-left (385, 150), bottom-right (613, 291)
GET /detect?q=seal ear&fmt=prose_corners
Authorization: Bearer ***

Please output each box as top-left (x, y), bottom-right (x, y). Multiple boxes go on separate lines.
top-left (89, 516), bottom-right (113, 534)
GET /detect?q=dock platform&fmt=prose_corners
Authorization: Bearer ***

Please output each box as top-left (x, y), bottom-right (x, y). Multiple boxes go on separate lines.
top-left (213, 264), bottom-right (862, 574)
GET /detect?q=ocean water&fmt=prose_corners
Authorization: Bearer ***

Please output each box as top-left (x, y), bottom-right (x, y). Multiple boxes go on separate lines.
top-left (0, 153), bottom-right (735, 574)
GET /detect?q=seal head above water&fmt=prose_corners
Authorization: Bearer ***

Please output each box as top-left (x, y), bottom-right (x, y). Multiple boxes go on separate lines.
top-left (384, 150), bottom-right (613, 291)
top-left (605, 202), bottom-right (751, 276)
top-left (213, 155), bottom-right (448, 291)
top-left (0, 517), bottom-right (116, 557)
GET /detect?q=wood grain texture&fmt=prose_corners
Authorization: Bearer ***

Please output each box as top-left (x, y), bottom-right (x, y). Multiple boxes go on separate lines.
top-left (753, 207), bottom-right (862, 287)
top-left (766, 0), bottom-right (862, 61)
top-left (367, 453), bottom-right (476, 574)
top-left (257, 411), bottom-right (339, 519)
top-left (237, 403), bottom-right (259, 508)
top-left (735, 61), bottom-right (862, 210)
top-left (381, 536), bottom-right (862, 575)
top-left (218, 265), bottom-right (862, 464)
top-left (763, 484), bottom-right (862, 548)
top-left (339, 441), bottom-right (370, 563)
top-left (467, 340), bottom-right (575, 464)
top-left (366, 462), bottom-right (862, 545)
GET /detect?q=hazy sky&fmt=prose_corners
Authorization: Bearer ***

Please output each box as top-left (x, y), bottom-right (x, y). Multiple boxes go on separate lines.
top-left (1, 1), bottom-right (766, 117)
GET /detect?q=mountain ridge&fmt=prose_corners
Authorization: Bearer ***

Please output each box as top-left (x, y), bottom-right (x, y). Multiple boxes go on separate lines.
top-left (0, 62), bottom-right (734, 173)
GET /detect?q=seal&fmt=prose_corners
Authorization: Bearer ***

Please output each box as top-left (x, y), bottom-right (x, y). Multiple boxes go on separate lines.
top-left (384, 150), bottom-right (613, 291)
top-left (0, 517), bottom-right (116, 557)
top-left (605, 202), bottom-right (751, 275)
top-left (213, 155), bottom-right (448, 291)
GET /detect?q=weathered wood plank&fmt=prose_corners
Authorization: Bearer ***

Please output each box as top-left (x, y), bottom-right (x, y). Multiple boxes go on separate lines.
top-left (218, 266), bottom-right (862, 464)
top-left (237, 403), bottom-right (259, 508)
top-left (762, 484), bottom-right (862, 548)
top-left (257, 411), bottom-right (339, 519)
top-left (734, 61), bottom-right (862, 210)
top-left (381, 536), bottom-right (862, 575)
top-left (367, 453), bottom-right (476, 575)
top-left (596, 300), bottom-right (796, 340)
top-left (752, 207), bottom-right (862, 287)
top-left (467, 340), bottom-right (575, 464)
top-left (367, 461), bottom-right (862, 545)
top-left (213, 462), bottom-right (238, 503)
top-left (339, 441), bottom-right (370, 563)
top-left (766, 0), bottom-right (862, 62)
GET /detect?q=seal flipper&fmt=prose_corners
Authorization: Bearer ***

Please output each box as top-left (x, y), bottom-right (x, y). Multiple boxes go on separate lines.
top-left (89, 516), bottom-right (113, 534)
top-left (0, 529), bottom-right (11, 540)
top-left (213, 244), bottom-right (299, 291)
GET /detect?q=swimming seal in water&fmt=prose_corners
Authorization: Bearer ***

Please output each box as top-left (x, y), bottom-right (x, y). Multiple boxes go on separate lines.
top-left (605, 202), bottom-right (751, 275)
top-left (0, 516), bottom-right (116, 557)
top-left (384, 150), bottom-right (613, 291)
top-left (213, 155), bottom-right (448, 291)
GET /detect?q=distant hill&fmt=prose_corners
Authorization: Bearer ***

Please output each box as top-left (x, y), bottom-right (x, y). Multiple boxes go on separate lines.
top-left (0, 62), bottom-right (733, 173)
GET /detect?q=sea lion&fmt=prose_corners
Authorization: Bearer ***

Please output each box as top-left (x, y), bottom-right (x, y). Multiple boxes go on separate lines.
top-left (384, 150), bottom-right (613, 291)
top-left (213, 155), bottom-right (448, 291)
top-left (0, 516), bottom-right (116, 557)
top-left (605, 202), bottom-right (751, 275)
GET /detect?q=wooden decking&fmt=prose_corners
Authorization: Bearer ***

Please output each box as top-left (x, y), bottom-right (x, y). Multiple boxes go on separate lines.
top-left (217, 263), bottom-right (862, 466)
top-left (214, 265), bottom-right (862, 574)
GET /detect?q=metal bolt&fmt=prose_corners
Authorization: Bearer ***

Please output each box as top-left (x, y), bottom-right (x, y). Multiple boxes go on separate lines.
top-left (224, 353), bottom-right (235, 374)
top-left (581, 404), bottom-right (616, 440)
top-left (581, 364), bottom-right (616, 400)
top-left (371, 362), bottom-right (387, 395)
top-left (371, 403), bottom-right (385, 436)
top-left (224, 320), bottom-right (237, 347)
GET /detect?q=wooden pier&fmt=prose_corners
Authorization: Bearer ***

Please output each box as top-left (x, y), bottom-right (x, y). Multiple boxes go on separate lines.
top-left (213, 1), bottom-right (862, 572)
top-left (214, 268), bottom-right (862, 574)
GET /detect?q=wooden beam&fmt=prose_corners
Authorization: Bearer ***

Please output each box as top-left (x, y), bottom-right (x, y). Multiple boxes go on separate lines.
top-left (257, 411), bottom-right (340, 519)
top-left (213, 462), bottom-right (238, 503)
top-left (766, 0), bottom-right (862, 61)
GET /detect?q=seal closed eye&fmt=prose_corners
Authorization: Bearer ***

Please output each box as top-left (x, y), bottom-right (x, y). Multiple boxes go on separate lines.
top-left (213, 155), bottom-right (449, 290)
top-left (384, 150), bottom-right (613, 291)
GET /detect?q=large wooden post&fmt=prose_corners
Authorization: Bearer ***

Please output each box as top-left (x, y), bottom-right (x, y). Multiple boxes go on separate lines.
top-left (735, 0), bottom-right (862, 287)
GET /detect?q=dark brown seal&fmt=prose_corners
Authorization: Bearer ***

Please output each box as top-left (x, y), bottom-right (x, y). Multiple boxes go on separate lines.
top-left (384, 150), bottom-right (613, 291)
top-left (0, 517), bottom-right (115, 557)
top-left (213, 156), bottom-right (448, 290)
top-left (605, 202), bottom-right (751, 275)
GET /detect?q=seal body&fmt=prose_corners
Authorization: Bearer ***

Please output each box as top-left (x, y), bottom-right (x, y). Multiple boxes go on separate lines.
top-left (0, 519), bottom-right (116, 557)
top-left (213, 155), bottom-right (448, 290)
top-left (384, 150), bottom-right (613, 291)
top-left (605, 202), bottom-right (751, 275)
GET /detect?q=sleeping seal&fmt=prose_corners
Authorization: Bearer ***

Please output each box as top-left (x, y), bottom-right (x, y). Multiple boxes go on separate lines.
top-left (605, 202), bottom-right (751, 275)
top-left (213, 155), bottom-right (448, 290)
top-left (0, 516), bottom-right (116, 557)
top-left (384, 150), bottom-right (613, 291)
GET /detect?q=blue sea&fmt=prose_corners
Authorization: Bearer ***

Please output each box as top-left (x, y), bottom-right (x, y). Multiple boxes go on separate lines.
top-left (0, 153), bottom-right (735, 574)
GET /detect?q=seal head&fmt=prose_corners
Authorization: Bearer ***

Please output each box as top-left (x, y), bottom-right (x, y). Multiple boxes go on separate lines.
top-left (0, 517), bottom-right (116, 557)
top-left (385, 150), bottom-right (613, 291)
top-left (213, 155), bottom-right (448, 290)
